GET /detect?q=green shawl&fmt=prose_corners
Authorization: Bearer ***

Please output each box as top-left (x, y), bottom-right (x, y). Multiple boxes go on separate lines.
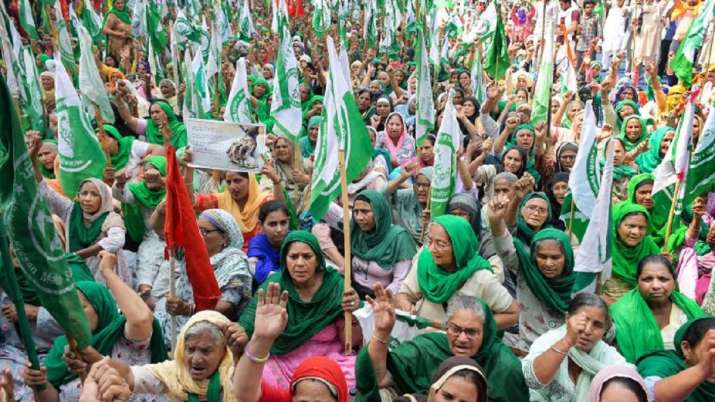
top-left (626, 173), bottom-right (662, 243)
top-left (615, 99), bottom-right (641, 130)
top-left (68, 203), bottom-right (109, 252)
top-left (636, 127), bottom-right (674, 173)
top-left (612, 288), bottom-right (706, 363)
top-left (302, 95), bottom-right (324, 120)
top-left (612, 202), bottom-right (661, 287)
top-left (104, 4), bottom-right (131, 25)
top-left (65, 253), bottom-right (95, 283)
top-left (239, 231), bottom-right (345, 355)
top-left (637, 318), bottom-right (715, 402)
top-left (515, 192), bottom-right (552, 246)
top-left (45, 281), bottom-right (168, 388)
top-left (122, 156), bottom-right (167, 242)
top-left (351, 190), bottom-right (417, 268)
top-left (355, 302), bottom-right (528, 402)
top-left (417, 215), bottom-right (492, 304)
top-left (617, 115), bottom-right (648, 152)
top-left (39, 139), bottom-right (57, 179)
top-left (145, 101), bottom-right (187, 149)
top-left (103, 124), bottom-right (134, 171)
top-left (514, 228), bottom-right (575, 314)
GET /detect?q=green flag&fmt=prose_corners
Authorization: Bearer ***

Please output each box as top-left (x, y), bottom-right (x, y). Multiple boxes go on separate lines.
top-left (224, 58), bottom-right (255, 124)
top-left (429, 90), bottom-right (461, 218)
top-left (686, 105), bottom-right (715, 201)
top-left (54, 1), bottom-right (77, 79)
top-left (51, 59), bottom-right (107, 198)
top-left (531, 19), bottom-right (555, 126)
top-left (18, 0), bottom-right (38, 40)
top-left (484, 12), bottom-right (509, 81)
top-left (671, 0), bottom-right (714, 87)
top-left (312, 0), bottom-right (331, 39)
top-left (270, 11), bottom-right (302, 142)
top-left (309, 36), bottom-right (372, 220)
top-left (79, 2), bottom-right (104, 44)
top-left (415, 24), bottom-right (435, 146)
top-left (0, 75), bottom-right (93, 350)
top-left (21, 47), bottom-right (46, 134)
top-left (191, 47), bottom-right (212, 119)
top-left (470, 48), bottom-right (486, 105)
top-left (78, 25), bottom-right (114, 124)
top-left (238, 0), bottom-right (257, 40)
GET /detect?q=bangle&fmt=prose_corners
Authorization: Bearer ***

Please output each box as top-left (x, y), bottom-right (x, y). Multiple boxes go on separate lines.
top-left (244, 343), bottom-right (270, 363)
top-left (373, 334), bottom-right (390, 345)
top-left (550, 345), bottom-right (568, 356)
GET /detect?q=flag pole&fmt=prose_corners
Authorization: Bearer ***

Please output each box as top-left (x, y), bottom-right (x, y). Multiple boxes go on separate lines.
top-left (168, 249), bottom-right (178, 352)
top-left (420, 188), bottom-right (432, 244)
top-left (338, 150), bottom-right (353, 355)
top-left (662, 180), bottom-right (682, 252)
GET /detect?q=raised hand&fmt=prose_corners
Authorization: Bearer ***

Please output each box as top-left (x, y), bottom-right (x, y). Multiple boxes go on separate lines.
top-left (221, 322), bottom-right (249, 358)
top-left (23, 363), bottom-right (47, 388)
top-left (487, 193), bottom-right (510, 222)
top-left (253, 283), bottom-right (289, 341)
top-left (695, 329), bottom-right (715, 379)
top-left (367, 283), bottom-right (396, 337)
top-left (564, 311), bottom-right (588, 348)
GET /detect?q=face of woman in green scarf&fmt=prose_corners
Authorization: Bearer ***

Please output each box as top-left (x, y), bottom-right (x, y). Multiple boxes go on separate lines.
top-left (198, 219), bottom-right (229, 257)
top-left (446, 309), bottom-right (484, 357)
top-left (660, 131), bottom-right (675, 157)
top-left (550, 181), bottom-right (568, 206)
top-left (353, 200), bottom-right (376, 233)
top-left (38, 143), bottom-right (57, 171)
top-left (534, 239), bottom-right (566, 278)
top-left (285, 242), bottom-right (320, 286)
top-left (309, 124), bottom-right (320, 142)
top-left (149, 103), bottom-right (169, 127)
top-left (427, 224), bottom-right (456, 271)
top-left (144, 164), bottom-right (165, 191)
top-left (184, 323), bottom-right (227, 380)
top-left (226, 172), bottom-right (250, 202)
top-left (274, 138), bottom-right (292, 163)
top-left (618, 105), bottom-right (636, 119)
top-left (625, 119), bottom-right (643, 142)
top-left (521, 197), bottom-right (549, 229)
top-left (514, 129), bottom-right (534, 150)
top-left (253, 83), bottom-right (267, 98)
top-left (617, 213), bottom-right (648, 247)
top-left (637, 261), bottom-right (675, 305)
top-left (414, 174), bottom-right (431, 205)
top-left (114, 0), bottom-right (126, 11)
top-left (77, 292), bottom-right (99, 331)
top-left (633, 183), bottom-right (654, 209)
top-left (78, 182), bottom-right (102, 215)
top-left (503, 149), bottom-right (524, 175)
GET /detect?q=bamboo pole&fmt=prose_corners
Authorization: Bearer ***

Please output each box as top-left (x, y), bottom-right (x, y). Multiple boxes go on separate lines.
top-left (662, 180), bottom-right (682, 252)
top-left (169, 249), bottom-right (178, 352)
top-left (338, 150), bottom-right (352, 355)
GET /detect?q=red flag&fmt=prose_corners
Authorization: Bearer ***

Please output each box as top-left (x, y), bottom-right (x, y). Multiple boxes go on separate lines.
top-left (164, 146), bottom-right (221, 311)
top-left (287, 0), bottom-right (305, 17)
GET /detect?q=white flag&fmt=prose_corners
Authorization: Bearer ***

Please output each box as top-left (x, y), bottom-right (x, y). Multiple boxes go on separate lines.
top-left (430, 90), bottom-right (461, 217)
top-left (78, 26), bottom-right (114, 124)
top-left (415, 28), bottom-right (435, 145)
top-left (270, 11), bottom-right (302, 141)
top-left (224, 58), bottom-right (255, 124)
top-left (568, 101), bottom-right (601, 216)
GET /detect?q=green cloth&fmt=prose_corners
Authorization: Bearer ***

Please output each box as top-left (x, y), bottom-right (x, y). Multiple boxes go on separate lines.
top-left (355, 301), bottom-right (528, 402)
top-left (145, 101), bottom-right (187, 149)
top-left (351, 190), bottom-right (417, 268)
top-left (188, 371), bottom-right (221, 402)
top-left (507, 124), bottom-right (536, 153)
top-left (65, 253), bottom-right (95, 283)
top-left (612, 202), bottom-right (661, 287)
top-left (104, 4), bottom-right (131, 25)
top-left (626, 173), bottom-right (662, 243)
top-left (612, 288), bottom-right (706, 363)
top-left (45, 281), bottom-right (168, 387)
top-left (103, 124), bottom-right (135, 171)
top-left (417, 215), bottom-right (492, 304)
top-left (239, 231), bottom-right (344, 355)
top-left (515, 192), bottom-right (552, 245)
top-left (68, 203), bottom-right (108, 252)
top-left (302, 95), bottom-right (324, 120)
top-left (617, 115), bottom-right (648, 152)
top-left (615, 100), bottom-right (641, 130)
top-left (122, 156), bottom-right (167, 242)
top-left (39, 140), bottom-right (57, 179)
top-left (636, 127), bottom-right (674, 173)
top-left (637, 317), bottom-right (715, 402)
top-left (514, 228), bottom-right (575, 314)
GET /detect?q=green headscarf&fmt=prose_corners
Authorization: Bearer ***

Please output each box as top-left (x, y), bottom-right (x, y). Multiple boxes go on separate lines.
top-left (416, 215), bottom-right (492, 304)
top-left (145, 101), bottom-right (187, 149)
top-left (636, 127), bottom-right (674, 173)
top-left (104, 2), bottom-right (131, 25)
top-left (299, 116), bottom-right (322, 157)
top-left (507, 124), bottom-right (536, 153)
top-left (351, 190), bottom-right (417, 268)
top-left (612, 288), bottom-right (706, 363)
top-left (615, 99), bottom-right (640, 130)
top-left (102, 124), bottom-right (135, 171)
top-left (514, 228), bottom-right (575, 314)
top-left (626, 173), bottom-right (655, 205)
top-left (123, 156), bottom-right (167, 242)
top-left (45, 282), bottom-right (167, 388)
top-left (239, 231), bottom-right (345, 355)
top-left (302, 95), bottom-right (324, 119)
top-left (355, 301), bottom-right (529, 402)
top-left (39, 139), bottom-right (57, 179)
top-left (637, 317), bottom-right (715, 402)
top-left (612, 202), bottom-right (660, 287)
top-left (607, 139), bottom-right (638, 181)
top-left (68, 203), bottom-right (109, 252)
top-left (515, 192), bottom-right (553, 245)
top-left (618, 115), bottom-right (648, 152)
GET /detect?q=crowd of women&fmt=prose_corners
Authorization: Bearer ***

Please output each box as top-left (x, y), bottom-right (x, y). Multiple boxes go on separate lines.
top-left (3, 0), bottom-right (715, 401)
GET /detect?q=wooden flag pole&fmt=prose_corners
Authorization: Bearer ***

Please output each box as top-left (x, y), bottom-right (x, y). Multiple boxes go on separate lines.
top-left (168, 248), bottom-right (178, 352)
top-left (338, 150), bottom-right (353, 355)
top-left (662, 180), bottom-right (682, 252)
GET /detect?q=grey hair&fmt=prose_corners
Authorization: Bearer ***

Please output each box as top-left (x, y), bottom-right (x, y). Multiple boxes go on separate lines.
top-left (184, 321), bottom-right (225, 344)
top-left (494, 172), bottom-right (518, 184)
top-left (445, 295), bottom-right (486, 325)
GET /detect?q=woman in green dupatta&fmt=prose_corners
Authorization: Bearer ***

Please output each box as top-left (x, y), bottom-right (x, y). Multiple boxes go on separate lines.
top-left (514, 192), bottom-right (553, 246)
top-left (37, 139), bottom-right (58, 179)
top-left (239, 231), bottom-right (361, 389)
top-left (635, 126), bottom-right (675, 173)
top-left (250, 75), bottom-right (273, 131)
top-left (28, 255), bottom-right (167, 401)
top-left (101, 124), bottom-right (134, 171)
top-left (637, 317), bottom-right (715, 402)
top-left (604, 202), bottom-right (661, 303)
top-left (101, 0), bottom-right (133, 72)
top-left (611, 255), bottom-right (706, 363)
top-left (299, 116), bottom-right (321, 158)
top-left (356, 288), bottom-right (528, 402)
top-left (145, 100), bottom-right (188, 149)
top-left (614, 99), bottom-right (640, 130)
top-left (626, 173), bottom-right (668, 245)
top-left (350, 190), bottom-right (417, 298)
top-left (120, 156), bottom-right (167, 243)
top-left (396, 215), bottom-right (518, 329)
top-left (618, 115), bottom-right (648, 152)
top-left (607, 138), bottom-right (638, 201)
top-left (302, 95), bottom-right (324, 122)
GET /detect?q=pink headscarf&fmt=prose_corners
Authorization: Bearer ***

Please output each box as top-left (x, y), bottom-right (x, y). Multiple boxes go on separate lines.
top-left (587, 364), bottom-right (647, 402)
top-left (382, 112), bottom-right (407, 161)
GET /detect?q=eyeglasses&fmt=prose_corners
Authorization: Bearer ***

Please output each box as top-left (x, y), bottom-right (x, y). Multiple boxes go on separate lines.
top-left (428, 239), bottom-right (451, 251)
top-left (199, 228), bottom-right (222, 237)
top-left (525, 204), bottom-right (548, 215)
top-left (446, 323), bottom-right (481, 338)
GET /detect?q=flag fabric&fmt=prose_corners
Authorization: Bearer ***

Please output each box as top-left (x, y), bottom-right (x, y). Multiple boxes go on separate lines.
top-left (224, 58), bottom-right (255, 124)
top-left (270, 10), bottom-right (302, 142)
top-left (308, 36), bottom-right (372, 220)
top-left (163, 146), bottom-right (221, 311)
top-left (572, 141), bottom-right (615, 295)
top-left (238, 0), bottom-right (256, 40)
top-left (470, 48), bottom-right (486, 105)
top-left (191, 48), bottom-right (212, 119)
top-left (484, 13), bottom-right (509, 80)
top-left (18, 0), bottom-right (38, 40)
top-left (174, 7), bottom-right (203, 47)
top-left (686, 105), bottom-right (715, 202)
top-left (531, 20), bottom-right (556, 126)
top-left (78, 25), bottom-right (114, 124)
top-left (0, 4), bottom-right (19, 97)
top-left (51, 59), bottom-right (107, 198)
top-left (671, 0), bottom-right (715, 87)
top-left (55, 1), bottom-right (77, 79)
top-left (430, 90), bottom-right (461, 218)
top-left (79, 2), bottom-right (104, 44)
top-left (415, 25), bottom-right (435, 146)
top-left (312, 0), bottom-right (331, 38)
top-left (363, 1), bottom-right (378, 49)
top-left (21, 47), bottom-right (46, 134)
top-left (0, 75), bottom-right (93, 350)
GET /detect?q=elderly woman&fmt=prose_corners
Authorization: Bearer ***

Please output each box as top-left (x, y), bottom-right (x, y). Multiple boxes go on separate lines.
top-left (357, 288), bottom-right (528, 402)
top-left (115, 156), bottom-right (167, 245)
top-left (24, 253), bottom-right (167, 402)
top-left (635, 126), bottom-right (675, 174)
top-left (117, 100), bottom-right (188, 149)
top-left (300, 116), bottom-right (321, 159)
top-left (637, 317), bottom-right (715, 402)
top-left (384, 163), bottom-right (432, 243)
top-left (272, 136), bottom-right (308, 207)
top-left (239, 231), bottom-right (361, 389)
top-left (37, 139), bottom-right (58, 179)
top-left (377, 112), bottom-right (416, 168)
top-left (587, 365), bottom-right (649, 402)
top-left (234, 283), bottom-right (350, 402)
top-left (618, 115), bottom-right (649, 152)
top-left (396, 215), bottom-right (519, 329)
top-left (611, 256), bottom-right (706, 363)
top-left (522, 293), bottom-right (627, 402)
top-left (156, 209), bottom-right (252, 344)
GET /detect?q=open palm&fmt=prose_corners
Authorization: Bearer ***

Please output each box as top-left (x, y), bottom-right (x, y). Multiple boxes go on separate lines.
top-left (253, 283), bottom-right (289, 341)
top-left (368, 283), bottom-right (396, 334)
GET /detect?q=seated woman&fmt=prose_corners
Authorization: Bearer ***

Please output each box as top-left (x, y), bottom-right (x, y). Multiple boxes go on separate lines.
top-left (156, 209), bottom-right (252, 345)
top-left (611, 255), bottom-right (707, 363)
top-left (101, 124), bottom-right (164, 179)
top-left (248, 201), bottom-right (292, 287)
top-left (350, 190), bottom-right (417, 298)
top-left (396, 215), bottom-right (519, 329)
top-left (24, 252), bottom-right (167, 402)
top-left (272, 137), bottom-right (309, 208)
top-left (603, 202), bottom-right (660, 303)
top-left (522, 293), bottom-right (627, 402)
top-left (234, 283), bottom-right (350, 402)
top-left (488, 194), bottom-right (575, 353)
top-left (239, 231), bottom-right (361, 389)
top-left (397, 357), bottom-right (489, 402)
top-left (377, 112), bottom-right (416, 168)
top-left (356, 288), bottom-right (528, 402)
top-left (383, 163), bottom-right (432, 244)
top-left (587, 365), bottom-right (649, 402)
top-left (637, 317), bottom-right (715, 402)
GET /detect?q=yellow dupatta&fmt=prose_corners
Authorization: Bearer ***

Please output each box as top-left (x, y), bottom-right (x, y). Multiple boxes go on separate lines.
top-left (215, 173), bottom-right (269, 233)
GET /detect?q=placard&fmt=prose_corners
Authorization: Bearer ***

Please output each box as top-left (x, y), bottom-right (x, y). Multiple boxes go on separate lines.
top-left (186, 118), bottom-right (266, 172)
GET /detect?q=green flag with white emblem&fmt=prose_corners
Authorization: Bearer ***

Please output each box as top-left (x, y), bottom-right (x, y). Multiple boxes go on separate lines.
top-left (430, 90), bottom-right (461, 218)
top-left (270, 6), bottom-right (302, 142)
top-left (224, 58), bottom-right (255, 124)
